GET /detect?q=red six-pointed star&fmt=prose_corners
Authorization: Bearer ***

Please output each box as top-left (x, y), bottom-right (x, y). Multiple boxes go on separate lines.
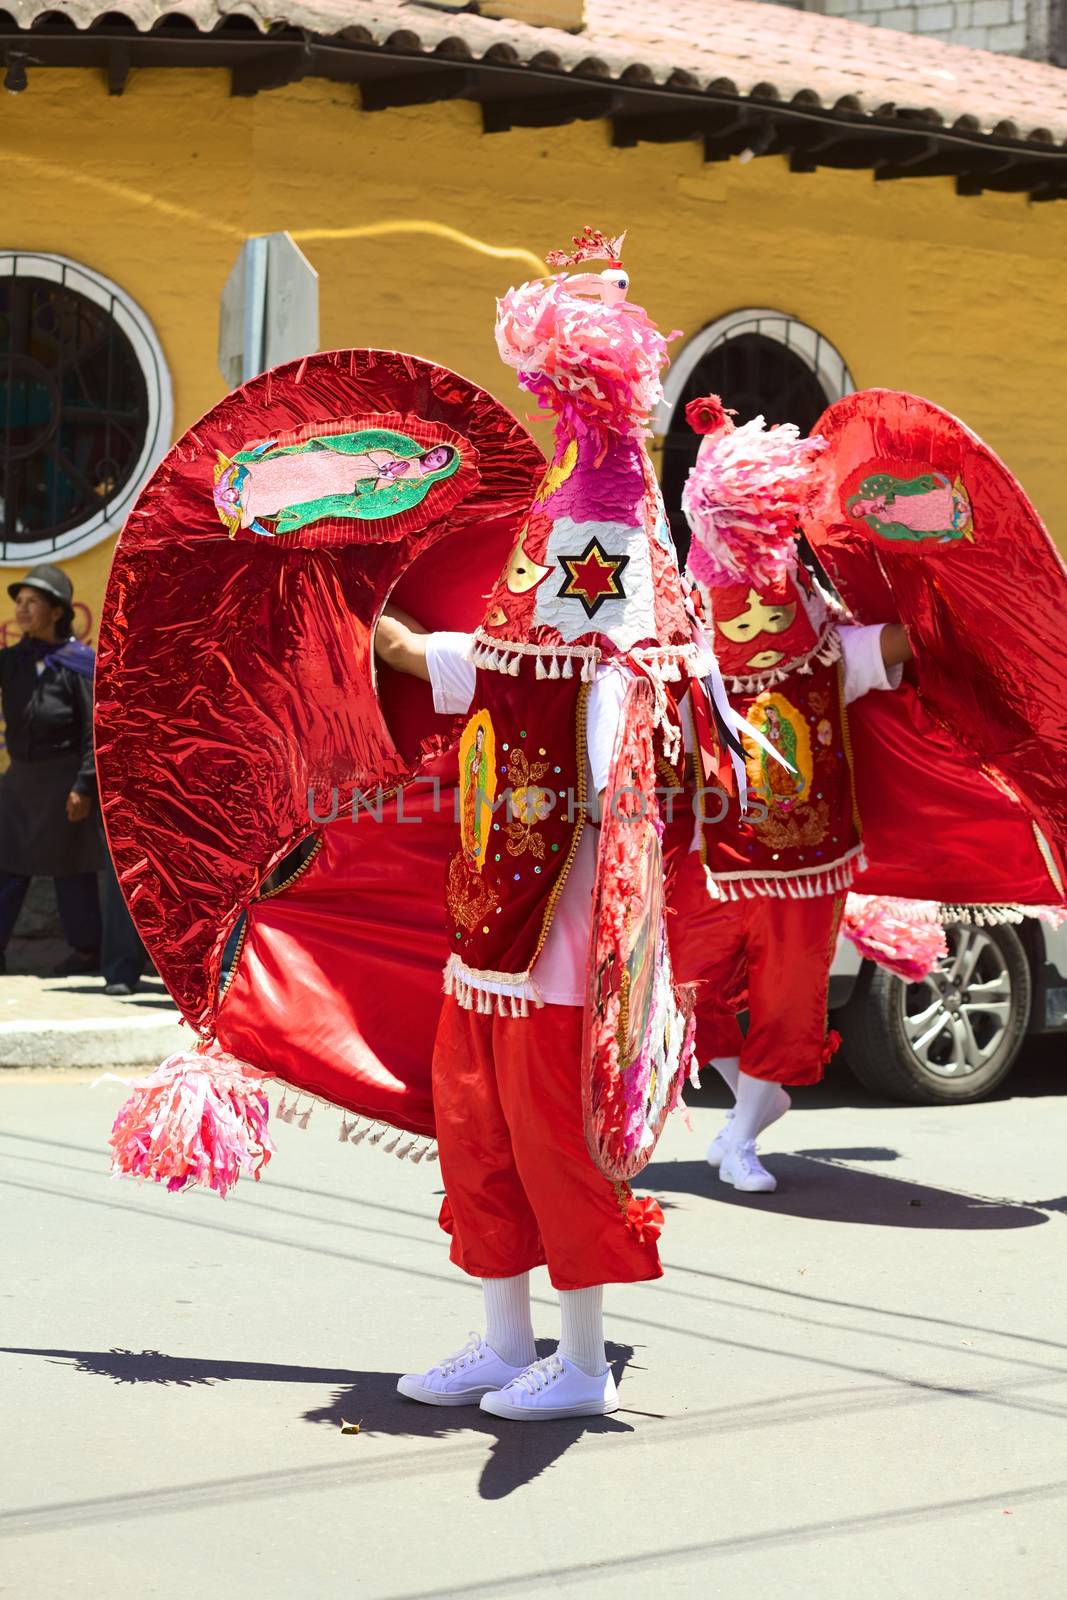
top-left (557, 538), bottom-right (630, 619)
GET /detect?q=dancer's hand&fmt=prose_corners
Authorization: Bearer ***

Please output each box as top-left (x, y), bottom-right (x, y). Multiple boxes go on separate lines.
top-left (879, 623), bottom-right (913, 669)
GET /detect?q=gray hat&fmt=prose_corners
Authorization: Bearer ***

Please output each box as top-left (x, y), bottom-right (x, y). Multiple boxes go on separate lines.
top-left (8, 564), bottom-right (75, 612)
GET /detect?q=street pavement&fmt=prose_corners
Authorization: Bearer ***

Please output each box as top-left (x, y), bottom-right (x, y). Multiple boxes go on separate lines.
top-left (1, 1042), bottom-right (1066, 1600)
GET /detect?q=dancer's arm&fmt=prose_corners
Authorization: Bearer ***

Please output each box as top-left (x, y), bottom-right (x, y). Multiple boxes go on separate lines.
top-left (374, 605), bottom-right (431, 682)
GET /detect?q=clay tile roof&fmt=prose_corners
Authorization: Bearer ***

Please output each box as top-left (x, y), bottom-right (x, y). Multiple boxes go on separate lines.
top-left (7, 0), bottom-right (1067, 144)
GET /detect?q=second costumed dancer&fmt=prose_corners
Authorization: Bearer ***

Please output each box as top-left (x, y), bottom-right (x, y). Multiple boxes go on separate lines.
top-left (668, 397), bottom-right (912, 1193)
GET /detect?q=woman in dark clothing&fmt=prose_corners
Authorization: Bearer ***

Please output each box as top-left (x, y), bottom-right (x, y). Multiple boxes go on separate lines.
top-left (0, 564), bottom-right (104, 975)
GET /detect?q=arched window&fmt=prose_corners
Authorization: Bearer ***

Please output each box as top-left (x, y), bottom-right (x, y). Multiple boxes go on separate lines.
top-left (0, 253), bottom-right (172, 560)
top-left (657, 310), bottom-right (854, 552)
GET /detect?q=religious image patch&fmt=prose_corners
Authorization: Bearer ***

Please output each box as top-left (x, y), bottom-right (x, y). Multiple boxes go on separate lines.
top-left (556, 537), bottom-right (630, 619)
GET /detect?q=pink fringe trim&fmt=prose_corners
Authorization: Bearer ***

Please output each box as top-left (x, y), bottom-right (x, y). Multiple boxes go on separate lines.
top-left (842, 895), bottom-right (947, 982)
top-left (682, 417), bottom-right (827, 588)
top-left (108, 1051), bottom-right (273, 1199)
top-left (495, 276), bottom-right (673, 438)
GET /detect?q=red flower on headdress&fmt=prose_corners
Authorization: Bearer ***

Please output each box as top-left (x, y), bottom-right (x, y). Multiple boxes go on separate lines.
top-left (685, 395), bottom-right (736, 437)
top-left (821, 1029), bottom-right (843, 1066)
top-left (625, 1195), bottom-right (665, 1243)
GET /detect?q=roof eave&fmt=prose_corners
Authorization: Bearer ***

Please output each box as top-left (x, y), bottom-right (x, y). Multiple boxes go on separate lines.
top-left (3, 22), bottom-right (1066, 201)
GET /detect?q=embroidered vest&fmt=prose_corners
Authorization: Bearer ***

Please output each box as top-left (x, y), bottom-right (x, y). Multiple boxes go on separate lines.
top-left (443, 660), bottom-right (588, 1012)
top-left (691, 648), bottom-right (864, 899)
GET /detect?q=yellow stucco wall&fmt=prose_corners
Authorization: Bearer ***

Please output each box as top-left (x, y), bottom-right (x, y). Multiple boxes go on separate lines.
top-left (4, 65), bottom-right (1067, 641)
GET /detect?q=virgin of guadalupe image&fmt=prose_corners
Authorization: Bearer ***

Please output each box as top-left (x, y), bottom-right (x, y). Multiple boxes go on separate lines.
top-left (213, 429), bottom-right (459, 537)
top-left (459, 716), bottom-right (495, 868)
top-left (751, 703), bottom-right (804, 810)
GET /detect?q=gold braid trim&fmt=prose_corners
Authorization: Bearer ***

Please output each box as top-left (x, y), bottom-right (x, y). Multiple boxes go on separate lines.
top-left (687, 695), bottom-right (709, 869)
top-left (836, 660), bottom-right (864, 837)
top-left (528, 681), bottom-right (590, 971)
top-left (217, 917), bottom-right (248, 1003)
top-left (258, 836), bottom-right (324, 900)
top-left (1031, 820), bottom-right (1065, 898)
top-left (616, 966), bottom-right (632, 1053)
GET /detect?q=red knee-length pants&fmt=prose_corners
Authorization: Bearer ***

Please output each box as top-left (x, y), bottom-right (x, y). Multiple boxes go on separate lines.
top-left (668, 851), bottom-right (845, 1086)
top-left (431, 996), bottom-right (662, 1291)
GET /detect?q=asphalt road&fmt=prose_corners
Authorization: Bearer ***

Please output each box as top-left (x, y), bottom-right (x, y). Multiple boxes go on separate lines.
top-left (2, 1042), bottom-right (1066, 1600)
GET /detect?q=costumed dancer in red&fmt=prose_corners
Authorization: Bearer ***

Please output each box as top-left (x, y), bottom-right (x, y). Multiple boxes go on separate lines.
top-left (374, 230), bottom-right (709, 1420)
top-left (669, 397), bottom-right (912, 1193)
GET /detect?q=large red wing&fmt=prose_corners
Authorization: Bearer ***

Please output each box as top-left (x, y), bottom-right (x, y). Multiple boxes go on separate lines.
top-left (805, 389), bottom-right (1067, 898)
top-left (96, 350), bottom-right (543, 1037)
top-left (850, 685), bottom-right (1061, 905)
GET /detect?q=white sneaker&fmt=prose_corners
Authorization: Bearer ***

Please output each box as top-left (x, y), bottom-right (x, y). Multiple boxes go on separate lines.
top-left (706, 1110), bottom-right (736, 1167)
top-left (396, 1333), bottom-right (527, 1407)
top-left (719, 1139), bottom-right (778, 1193)
top-left (479, 1353), bottom-right (619, 1422)
top-left (707, 1089), bottom-right (790, 1167)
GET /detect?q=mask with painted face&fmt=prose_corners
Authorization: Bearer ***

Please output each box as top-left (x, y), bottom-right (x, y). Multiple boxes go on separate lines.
top-left (709, 574), bottom-right (820, 679)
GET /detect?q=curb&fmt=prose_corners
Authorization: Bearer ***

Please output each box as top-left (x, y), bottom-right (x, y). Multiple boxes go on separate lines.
top-left (0, 1013), bottom-right (185, 1071)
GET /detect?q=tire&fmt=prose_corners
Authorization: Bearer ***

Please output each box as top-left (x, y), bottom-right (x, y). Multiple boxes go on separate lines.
top-left (842, 921), bottom-right (1032, 1105)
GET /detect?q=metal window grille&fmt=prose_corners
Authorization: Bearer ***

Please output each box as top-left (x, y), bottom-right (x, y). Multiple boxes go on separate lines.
top-left (0, 266), bottom-right (149, 555)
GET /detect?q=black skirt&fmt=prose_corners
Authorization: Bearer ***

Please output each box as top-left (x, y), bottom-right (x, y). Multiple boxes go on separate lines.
top-left (0, 755), bottom-right (106, 877)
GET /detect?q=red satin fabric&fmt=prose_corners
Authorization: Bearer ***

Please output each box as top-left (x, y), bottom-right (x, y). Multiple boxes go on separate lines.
top-left (805, 390), bottom-right (1067, 898)
top-left (432, 996), bottom-right (662, 1290)
top-left (849, 683), bottom-right (1059, 903)
top-left (215, 752), bottom-right (456, 1136)
top-left (667, 849), bottom-right (843, 1086)
top-left (96, 351), bottom-right (543, 1037)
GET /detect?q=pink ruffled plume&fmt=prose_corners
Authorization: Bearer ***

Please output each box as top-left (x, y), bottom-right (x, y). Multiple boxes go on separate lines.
top-left (681, 411), bottom-right (827, 589)
top-left (495, 276), bottom-right (674, 439)
top-left (842, 895), bottom-right (948, 984)
top-left (108, 1050), bottom-right (274, 1198)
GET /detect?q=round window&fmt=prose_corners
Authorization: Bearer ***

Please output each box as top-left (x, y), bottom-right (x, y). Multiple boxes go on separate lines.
top-left (0, 254), bottom-right (172, 560)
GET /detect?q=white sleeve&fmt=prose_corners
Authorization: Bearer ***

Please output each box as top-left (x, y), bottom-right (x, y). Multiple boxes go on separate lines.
top-left (423, 632), bottom-right (477, 715)
top-left (586, 666), bottom-right (630, 794)
top-left (839, 624), bottom-right (904, 706)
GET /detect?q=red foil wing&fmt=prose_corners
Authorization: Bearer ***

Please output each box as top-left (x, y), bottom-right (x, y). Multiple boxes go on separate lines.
top-left (97, 350), bottom-right (544, 1069)
top-left (805, 390), bottom-right (1067, 904)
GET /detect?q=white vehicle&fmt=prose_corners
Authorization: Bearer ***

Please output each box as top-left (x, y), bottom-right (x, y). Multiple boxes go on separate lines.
top-left (830, 913), bottom-right (1067, 1104)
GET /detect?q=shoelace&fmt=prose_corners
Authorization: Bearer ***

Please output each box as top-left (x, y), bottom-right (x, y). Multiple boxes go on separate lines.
top-left (734, 1140), bottom-right (765, 1174)
top-left (433, 1332), bottom-right (485, 1377)
top-left (508, 1353), bottom-right (565, 1395)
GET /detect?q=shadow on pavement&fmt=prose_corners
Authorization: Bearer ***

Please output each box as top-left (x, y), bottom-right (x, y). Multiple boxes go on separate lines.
top-left (0, 1341), bottom-right (637, 1501)
top-left (302, 1340), bottom-right (637, 1499)
top-left (643, 1154), bottom-right (1049, 1229)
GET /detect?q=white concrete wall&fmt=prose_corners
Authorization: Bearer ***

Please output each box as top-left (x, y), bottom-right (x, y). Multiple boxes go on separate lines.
top-left (770, 0), bottom-right (1046, 56)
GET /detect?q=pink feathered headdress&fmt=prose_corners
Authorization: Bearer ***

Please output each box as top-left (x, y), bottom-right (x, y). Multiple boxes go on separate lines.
top-left (681, 394), bottom-right (827, 589)
top-left (495, 233), bottom-right (676, 440)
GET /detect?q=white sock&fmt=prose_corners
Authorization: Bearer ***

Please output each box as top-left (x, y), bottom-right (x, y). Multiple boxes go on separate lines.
top-left (482, 1274), bottom-right (536, 1368)
top-left (711, 1054), bottom-right (741, 1097)
top-left (732, 1071), bottom-right (790, 1146)
top-left (558, 1286), bottom-right (607, 1377)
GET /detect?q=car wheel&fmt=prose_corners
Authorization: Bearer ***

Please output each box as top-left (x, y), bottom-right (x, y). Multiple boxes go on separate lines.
top-left (842, 921), bottom-right (1032, 1105)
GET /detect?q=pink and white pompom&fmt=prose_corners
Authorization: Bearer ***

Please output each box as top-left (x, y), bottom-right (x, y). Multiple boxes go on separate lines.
top-left (682, 417), bottom-right (827, 590)
top-left (842, 895), bottom-right (948, 984)
top-left (108, 1050), bottom-right (274, 1198)
top-left (495, 276), bottom-right (674, 437)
